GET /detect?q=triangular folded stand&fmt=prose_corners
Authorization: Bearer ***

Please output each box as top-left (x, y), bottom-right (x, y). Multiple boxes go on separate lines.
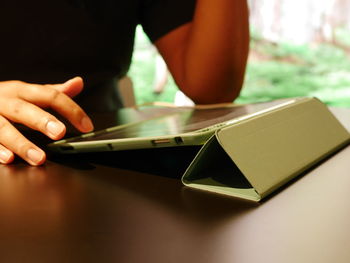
top-left (182, 97), bottom-right (350, 201)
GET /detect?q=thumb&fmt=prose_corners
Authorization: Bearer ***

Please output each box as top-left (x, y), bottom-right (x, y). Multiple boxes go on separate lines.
top-left (54, 76), bottom-right (84, 98)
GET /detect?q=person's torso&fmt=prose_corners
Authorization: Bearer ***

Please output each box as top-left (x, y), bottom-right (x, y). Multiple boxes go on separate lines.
top-left (0, 0), bottom-right (140, 86)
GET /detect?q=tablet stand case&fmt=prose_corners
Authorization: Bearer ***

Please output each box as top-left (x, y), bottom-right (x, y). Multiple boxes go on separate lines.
top-left (182, 97), bottom-right (350, 201)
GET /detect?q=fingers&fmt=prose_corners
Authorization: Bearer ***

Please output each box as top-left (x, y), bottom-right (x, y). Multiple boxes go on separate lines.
top-left (15, 81), bottom-right (94, 133)
top-left (52, 76), bottom-right (84, 98)
top-left (0, 77), bottom-right (93, 166)
top-left (0, 144), bottom-right (14, 164)
top-left (0, 98), bottom-right (66, 140)
top-left (0, 116), bottom-right (46, 166)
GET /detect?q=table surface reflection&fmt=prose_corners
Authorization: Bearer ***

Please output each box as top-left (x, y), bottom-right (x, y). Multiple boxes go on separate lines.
top-left (1, 107), bottom-right (350, 263)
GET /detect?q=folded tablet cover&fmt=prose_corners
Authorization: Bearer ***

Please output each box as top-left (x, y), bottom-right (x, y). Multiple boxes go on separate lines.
top-left (182, 97), bottom-right (350, 201)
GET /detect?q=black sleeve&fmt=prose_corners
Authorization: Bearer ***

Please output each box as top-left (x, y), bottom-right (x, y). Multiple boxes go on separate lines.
top-left (139, 0), bottom-right (196, 42)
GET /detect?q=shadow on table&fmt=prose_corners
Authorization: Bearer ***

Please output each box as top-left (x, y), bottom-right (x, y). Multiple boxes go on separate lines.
top-left (49, 146), bottom-right (259, 223)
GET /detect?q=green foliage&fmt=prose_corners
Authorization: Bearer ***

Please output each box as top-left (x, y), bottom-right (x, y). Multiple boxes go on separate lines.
top-left (335, 27), bottom-right (350, 47)
top-left (128, 26), bottom-right (178, 105)
top-left (237, 40), bottom-right (350, 107)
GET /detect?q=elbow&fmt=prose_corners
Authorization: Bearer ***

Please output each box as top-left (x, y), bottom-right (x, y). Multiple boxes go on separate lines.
top-left (179, 76), bottom-right (244, 105)
top-left (188, 89), bottom-right (238, 105)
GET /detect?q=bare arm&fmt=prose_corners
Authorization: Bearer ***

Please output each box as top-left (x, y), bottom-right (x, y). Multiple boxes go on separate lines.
top-left (155, 0), bottom-right (250, 104)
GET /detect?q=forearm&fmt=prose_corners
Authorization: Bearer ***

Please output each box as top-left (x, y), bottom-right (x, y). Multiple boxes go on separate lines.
top-left (158, 0), bottom-right (250, 104)
top-left (186, 0), bottom-right (249, 103)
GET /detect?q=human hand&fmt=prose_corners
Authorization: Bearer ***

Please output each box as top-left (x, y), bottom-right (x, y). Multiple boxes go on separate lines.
top-left (0, 77), bottom-right (94, 165)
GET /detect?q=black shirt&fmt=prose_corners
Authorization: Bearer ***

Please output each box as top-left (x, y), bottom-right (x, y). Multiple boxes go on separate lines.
top-left (0, 0), bottom-right (195, 111)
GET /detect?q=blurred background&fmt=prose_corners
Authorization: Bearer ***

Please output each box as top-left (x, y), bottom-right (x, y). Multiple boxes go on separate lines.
top-left (129, 0), bottom-right (350, 107)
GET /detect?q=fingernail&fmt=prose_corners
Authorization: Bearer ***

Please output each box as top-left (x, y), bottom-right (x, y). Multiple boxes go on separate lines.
top-left (81, 116), bottom-right (94, 132)
top-left (46, 121), bottom-right (65, 137)
top-left (0, 149), bottom-right (12, 163)
top-left (64, 76), bottom-right (83, 86)
top-left (27, 148), bottom-right (45, 165)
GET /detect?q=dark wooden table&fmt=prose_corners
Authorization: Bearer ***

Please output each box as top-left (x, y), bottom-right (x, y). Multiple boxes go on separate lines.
top-left (1, 107), bottom-right (350, 263)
